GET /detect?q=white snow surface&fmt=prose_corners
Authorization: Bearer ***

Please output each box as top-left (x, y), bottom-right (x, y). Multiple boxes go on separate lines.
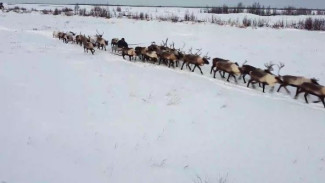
top-left (1, 10), bottom-right (325, 183)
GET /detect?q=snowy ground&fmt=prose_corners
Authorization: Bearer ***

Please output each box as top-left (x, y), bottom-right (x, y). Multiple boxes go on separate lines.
top-left (1, 10), bottom-right (325, 183)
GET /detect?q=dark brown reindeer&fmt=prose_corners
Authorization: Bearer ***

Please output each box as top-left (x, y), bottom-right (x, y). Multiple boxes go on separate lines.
top-left (276, 63), bottom-right (319, 95)
top-left (247, 62), bottom-right (283, 93)
top-left (213, 61), bottom-right (241, 83)
top-left (135, 47), bottom-right (148, 61)
top-left (295, 82), bottom-right (325, 108)
top-left (58, 32), bottom-right (66, 41)
top-left (82, 35), bottom-right (95, 55)
top-left (95, 30), bottom-right (108, 51)
top-left (238, 60), bottom-right (258, 83)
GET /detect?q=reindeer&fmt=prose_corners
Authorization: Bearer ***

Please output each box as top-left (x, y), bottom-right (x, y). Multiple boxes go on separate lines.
top-left (210, 57), bottom-right (229, 77)
top-left (58, 32), bottom-right (66, 41)
top-left (181, 52), bottom-right (210, 75)
top-left (295, 82), bottom-right (325, 108)
top-left (111, 38), bottom-right (119, 52)
top-left (238, 60), bottom-right (258, 83)
top-left (82, 35), bottom-right (95, 55)
top-left (246, 62), bottom-right (283, 93)
top-left (159, 50), bottom-right (184, 68)
top-left (213, 61), bottom-right (241, 82)
top-left (63, 32), bottom-right (75, 44)
top-left (144, 50), bottom-right (159, 63)
top-left (276, 63), bottom-right (319, 95)
top-left (122, 47), bottom-right (136, 61)
top-left (135, 47), bottom-right (147, 61)
top-left (75, 33), bottom-right (84, 46)
top-left (95, 30), bottom-right (108, 51)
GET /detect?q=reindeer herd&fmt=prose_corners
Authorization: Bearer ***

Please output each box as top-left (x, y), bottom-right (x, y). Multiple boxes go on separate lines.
top-left (52, 31), bottom-right (325, 108)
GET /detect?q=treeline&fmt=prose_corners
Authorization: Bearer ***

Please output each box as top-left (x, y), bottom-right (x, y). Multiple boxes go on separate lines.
top-left (4, 5), bottom-right (325, 31)
top-left (207, 2), bottom-right (325, 16)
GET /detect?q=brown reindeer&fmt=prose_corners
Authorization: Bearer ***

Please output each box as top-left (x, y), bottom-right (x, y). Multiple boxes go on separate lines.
top-left (144, 50), bottom-right (159, 63)
top-left (135, 47), bottom-right (148, 61)
top-left (210, 57), bottom-right (229, 74)
top-left (95, 31), bottom-right (108, 51)
top-left (75, 33), bottom-right (84, 46)
top-left (159, 50), bottom-right (184, 68)
top-left (276, 63), bottom-right (319, 95)
top-left (82, 36), bottom-right (95, 55)
top-left (58, 32), bottom-right (66, 41)
top-left (278, 76), bottom-right (319, 94)
top-left (63, 33), bottom-right (74, 44)
top-left (247, 63), bottom-right (283, 93)
top-left (213, 61), bottom-right (241, 82)
top-left (295, 82), bottom-right (325, 108)
top-left (181, 54), bottom-right (210, 75)
top-left (122, 48), bottom-right (136, 61)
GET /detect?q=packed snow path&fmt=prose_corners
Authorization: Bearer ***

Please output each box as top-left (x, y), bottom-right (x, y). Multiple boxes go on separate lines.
top-left (1, 12), bottom-right (325, 183)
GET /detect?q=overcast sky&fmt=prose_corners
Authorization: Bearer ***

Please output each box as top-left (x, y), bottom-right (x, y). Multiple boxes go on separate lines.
top-left (4, 0), bottom-right (325, 9)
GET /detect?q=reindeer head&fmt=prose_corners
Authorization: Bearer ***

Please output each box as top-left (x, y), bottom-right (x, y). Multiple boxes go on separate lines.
top-left (203, 52), bottom-right (211, 64)
top-left (311, 78), bottom-right (319, 85)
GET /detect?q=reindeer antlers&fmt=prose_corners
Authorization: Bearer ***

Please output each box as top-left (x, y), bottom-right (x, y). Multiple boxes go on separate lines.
top-left (277, 62), bottom-right (285, 76)
top-left (161, 38), bottom-right (168, 47)
top-left (264, 61), bottom-right (275, 72)
top-left (203, 52), bottom-right (211, 59)
top-left (195, 48), bottom-right (202, 56)
top-left (96, 29), bottom-right (104, 36)
top-left (188, 47), bottom-right (193, 54)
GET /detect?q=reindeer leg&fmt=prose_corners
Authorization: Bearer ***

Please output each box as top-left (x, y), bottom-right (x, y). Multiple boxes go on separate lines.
top-left (213, 69), bottom-right (218, 78)
top-left (218, 70), bottom-right (223, 78)
top-left (222, 71), bottom-right (226, 78)
top-left (262, 83), bottom-right (266, 93)
top-left (321, 97), bottom-right (325, 108)
top-left (295, 88), bottom-right (302, 99)
top-left (197, 66), bottom-right (203, 75)
top-left (247, 79), bottom-right (252, 88)
top-left (210, 66), bottom-right (214, 74)
top-left (129, 56), bottom-right (132, 61)
top-left (226, 73), bottom-right (231, 82)
top-left (187, 64), bottom-right (192, 71)
top-left (277, 85), bottom-right (283, 92)
top-left (243, 75), bottom-right (247, 83)
top-left (304, 92), bottom-right (309, 103)
top-left (233, 74), bottom-right (238, 83)
top-left (192, 65), bottom-right (197, 72)
top-left (284, 86), bottom-right (290, 94)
